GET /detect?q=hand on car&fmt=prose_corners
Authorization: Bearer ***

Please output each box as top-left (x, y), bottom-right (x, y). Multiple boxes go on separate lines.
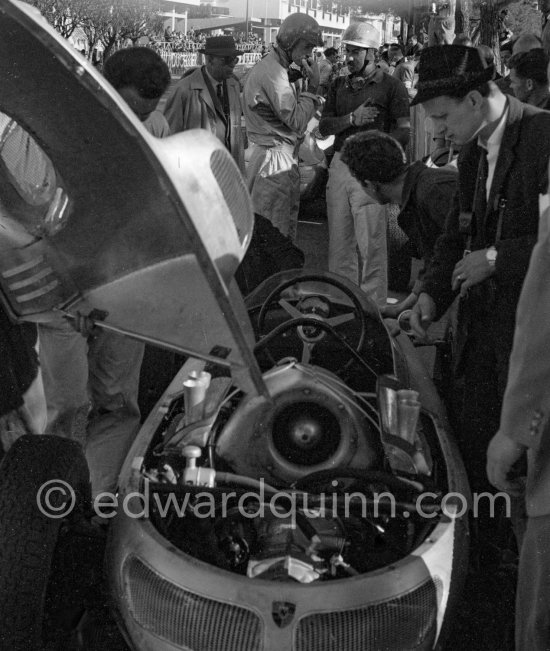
top-left (72, 311), bottom-right (99, 337)
top-left (409, 292), bottom-right (436, 337)
top-left (451, 250), bottom-right (494, 296)
top-left (380, 293), bottom-right (418, 319)
top-left (352, 102), bottom-right (379, 126)
top-left (486, 430), bottom-right (526, 496)
top-left (64, 309), bottom-right (105, 338)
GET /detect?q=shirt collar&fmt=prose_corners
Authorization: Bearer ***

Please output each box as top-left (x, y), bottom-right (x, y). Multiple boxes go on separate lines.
top-left (350, 65), bottom-right (382, 85)
top-left (477, 104), bottom-right (508, 152)
top-left (272, 45), bottom-right (290, 69)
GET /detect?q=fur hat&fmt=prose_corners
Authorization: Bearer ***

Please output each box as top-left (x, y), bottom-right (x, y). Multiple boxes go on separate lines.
top-left (410, 44), bottom-right (495, 106)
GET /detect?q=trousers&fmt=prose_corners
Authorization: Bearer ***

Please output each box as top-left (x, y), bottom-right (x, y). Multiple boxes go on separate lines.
top-left (516, 514), bottom-right (550, 650)
top-left (38, 314), bottom-right (144, 499)
top-left (326, 152), bottom-right (388, 306)
top-left (0, 371), bottom-right (47, 453)
top-left (247, 143), bottom-right (300, 242)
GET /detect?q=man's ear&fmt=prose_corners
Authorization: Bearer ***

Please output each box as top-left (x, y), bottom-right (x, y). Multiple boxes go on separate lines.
top-left (466, 89), bottom-right (483, 108)
top-left (361, 178), bottom-right (375, 193)
top-left (361, 179), bottom-right (379, 197)
top-left (526, 78), bottom-right (534, 92)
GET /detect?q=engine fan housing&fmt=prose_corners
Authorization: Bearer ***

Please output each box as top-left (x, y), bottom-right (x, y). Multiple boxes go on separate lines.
top-left (215, 363), bottom-right (383, 485)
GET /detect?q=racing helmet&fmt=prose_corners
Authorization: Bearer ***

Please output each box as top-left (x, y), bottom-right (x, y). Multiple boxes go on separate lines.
top-left (277, 13), bottom-right (324, 51)
top-left (341, 22), bottom-right (380, 50)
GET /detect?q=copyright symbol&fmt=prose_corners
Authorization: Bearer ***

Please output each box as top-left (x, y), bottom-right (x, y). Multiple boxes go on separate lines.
top-left (36, 479), bottom-right (76, 519)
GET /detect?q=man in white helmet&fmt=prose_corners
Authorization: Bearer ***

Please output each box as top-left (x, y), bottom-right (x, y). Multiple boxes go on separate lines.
top-left (243, 13), bottom-right (324, 241)
top-left (319, 22), bottom-right (410, 306)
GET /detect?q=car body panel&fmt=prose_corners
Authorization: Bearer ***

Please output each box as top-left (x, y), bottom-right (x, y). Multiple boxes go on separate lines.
top-left (0, 0), bottom-right (265, 394)
top-left (108, 351), bottom-right (469, 651)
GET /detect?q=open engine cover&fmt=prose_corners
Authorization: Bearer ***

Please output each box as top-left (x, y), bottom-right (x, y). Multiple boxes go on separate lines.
top-left (0, 0), bottom-right (265, 395)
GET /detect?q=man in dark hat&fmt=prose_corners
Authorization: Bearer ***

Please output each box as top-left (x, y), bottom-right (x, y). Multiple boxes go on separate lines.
top-left (164, 35), bottom-right (246, 173)
top-left (409, 44), bottom-right (550, 569)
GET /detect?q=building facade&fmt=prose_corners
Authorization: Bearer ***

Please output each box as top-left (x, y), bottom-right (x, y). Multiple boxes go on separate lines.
top-left (159, 0), bottom-right (399, 49)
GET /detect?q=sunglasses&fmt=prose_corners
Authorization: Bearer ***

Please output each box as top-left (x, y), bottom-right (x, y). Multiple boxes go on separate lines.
top-left (213, 54), bottom-right (239, 64)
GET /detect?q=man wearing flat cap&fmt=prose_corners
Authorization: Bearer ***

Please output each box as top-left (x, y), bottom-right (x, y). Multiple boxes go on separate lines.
top-left (164, 36), bottom-right (246, 173)
top-left (408, 43), bottom-right (550, 630)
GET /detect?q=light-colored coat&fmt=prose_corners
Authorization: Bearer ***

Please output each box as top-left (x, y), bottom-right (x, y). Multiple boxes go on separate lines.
top-left (499, 222), bottom-right (550, 517)
top-left (163, 67), bottom-right (245, 173)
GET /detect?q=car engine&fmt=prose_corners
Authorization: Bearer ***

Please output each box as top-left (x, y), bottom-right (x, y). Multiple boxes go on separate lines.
top-left (143, 359), bottom-right (441, 583)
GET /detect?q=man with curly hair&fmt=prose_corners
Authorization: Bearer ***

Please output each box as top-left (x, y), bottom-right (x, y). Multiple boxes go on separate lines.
top-left (103, 46), bottom-right (171, 137)
top-left (341, 130), bottom-right (457, 317)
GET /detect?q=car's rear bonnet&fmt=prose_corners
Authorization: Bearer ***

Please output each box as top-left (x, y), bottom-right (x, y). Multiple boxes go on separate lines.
top-left (0, 0), bottom-right (266, 395)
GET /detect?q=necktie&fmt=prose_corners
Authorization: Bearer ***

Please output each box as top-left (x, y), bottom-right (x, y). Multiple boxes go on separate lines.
top-left (216, 83), bottom-right (231, 150)
top-left (474, 146), bottom-right (489, 243)
top-left (476, 146), bottom-right (489, 214)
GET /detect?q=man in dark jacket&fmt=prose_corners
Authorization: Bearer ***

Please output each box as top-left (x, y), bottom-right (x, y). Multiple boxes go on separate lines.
top-left (340, 130), bottom-right (457, 316)
top-left (508, 48), bottom-right (550, 109)
top-left (409, 45), bottom-right (550, 559)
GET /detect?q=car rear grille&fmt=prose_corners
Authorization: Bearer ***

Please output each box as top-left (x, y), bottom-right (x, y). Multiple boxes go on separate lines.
top-left (294, 579), bottom-right (438, 651)
top-left (209, 148), bottom-right (252, 248)
top-left (125, 556), bottom-right (264, 651)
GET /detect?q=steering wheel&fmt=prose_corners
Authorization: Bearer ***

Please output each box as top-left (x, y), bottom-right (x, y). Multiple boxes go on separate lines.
top-left (255, 273), bottom-right (367, 367)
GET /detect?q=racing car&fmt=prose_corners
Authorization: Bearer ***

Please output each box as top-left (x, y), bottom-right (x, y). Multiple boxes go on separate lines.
top-left (0, 2), bottom-right (469, 650)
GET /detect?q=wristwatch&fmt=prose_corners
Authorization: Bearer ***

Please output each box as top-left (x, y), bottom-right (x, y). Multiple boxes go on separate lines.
top-left (486, 246), bottom-right (497, 266)
top-left (349, 112), bottom-right (356, 126)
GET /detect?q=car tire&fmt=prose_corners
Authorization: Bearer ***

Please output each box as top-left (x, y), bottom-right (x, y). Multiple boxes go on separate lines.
top-left (0, 434), bottom-right (91, 651)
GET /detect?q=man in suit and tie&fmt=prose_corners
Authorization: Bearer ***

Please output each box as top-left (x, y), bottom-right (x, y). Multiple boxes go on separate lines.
top-left (164, 36), bottom-right (246, 173)
top-left (408, 45), bottom-right (550, 563)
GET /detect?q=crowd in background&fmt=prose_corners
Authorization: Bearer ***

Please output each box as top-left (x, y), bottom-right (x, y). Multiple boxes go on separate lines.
top-left (151, 27), bottom-right (266, 53)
